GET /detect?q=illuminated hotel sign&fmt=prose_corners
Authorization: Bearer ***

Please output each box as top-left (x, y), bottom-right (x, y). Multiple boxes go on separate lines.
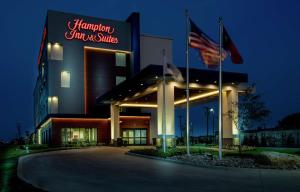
top-left (65, 19), bottom-right (119, 44)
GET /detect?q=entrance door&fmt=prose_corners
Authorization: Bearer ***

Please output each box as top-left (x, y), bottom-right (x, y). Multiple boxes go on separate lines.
top-left (122, 129), bottom-right (147, 145)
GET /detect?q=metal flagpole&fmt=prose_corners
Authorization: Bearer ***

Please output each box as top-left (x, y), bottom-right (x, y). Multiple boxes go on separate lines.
top-left (162, 49), bottom-right (167, 153)
top-left (218, 17), bottom-right (223, 160)
top-left (185, 9), bottom-right (190, 155)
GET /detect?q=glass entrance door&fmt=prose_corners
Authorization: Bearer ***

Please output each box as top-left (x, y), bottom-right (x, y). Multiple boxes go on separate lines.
top-left (122, 129), bottom-right (147, 145)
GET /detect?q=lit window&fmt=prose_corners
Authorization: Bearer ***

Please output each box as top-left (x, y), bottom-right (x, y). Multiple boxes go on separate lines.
top-left (48, 43), bottom-right (63, 60)
top-left (48, 96), bottom-right (58, 114)
top-left (115, 52), bottom-right (126, 67)
top-left (61, 71), bottom-right (70, 88)
top-left (41, 63), bottom-right (45, 77)
top-left (116, 76), bottom-right (126, 85)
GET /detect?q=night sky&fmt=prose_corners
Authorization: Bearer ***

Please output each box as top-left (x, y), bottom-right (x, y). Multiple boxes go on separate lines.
top-left (1, 0), bottom-right (299, 141)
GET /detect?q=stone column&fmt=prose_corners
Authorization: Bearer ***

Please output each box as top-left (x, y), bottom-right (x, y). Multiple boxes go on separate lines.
top-left (222, 86), bottom-right (239, 145)
top-left (110, 104), bottom-right (120, 143)
top-left (157, 82), bottom-right (175, 146)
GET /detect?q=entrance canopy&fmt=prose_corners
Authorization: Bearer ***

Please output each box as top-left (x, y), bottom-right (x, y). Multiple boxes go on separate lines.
top-left (96, 64), bottom-right (248, 107)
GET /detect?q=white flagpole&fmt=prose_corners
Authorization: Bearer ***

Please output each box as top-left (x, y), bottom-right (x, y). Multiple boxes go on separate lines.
top-left (185, 9), bottom-right (190, 155)
top-left (162, 49), bottom-right (167, 153)
top-left (218, 17), bottom-right (223, 160)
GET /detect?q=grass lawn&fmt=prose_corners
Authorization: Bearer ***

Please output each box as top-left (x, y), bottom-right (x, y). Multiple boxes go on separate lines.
top-left (0, 145), bottom-right (47, 192)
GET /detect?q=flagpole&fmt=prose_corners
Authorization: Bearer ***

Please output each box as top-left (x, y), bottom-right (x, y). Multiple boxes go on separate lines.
top-left (218, 17), bottom-right (223, 160)
top-left (185, 9), bottom-right (190, 155)
top-left (162, 49), bottom-right (167, 153)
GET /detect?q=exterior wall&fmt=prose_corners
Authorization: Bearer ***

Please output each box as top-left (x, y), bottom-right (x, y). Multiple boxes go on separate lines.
top-left (46, 10), bottom-right (132, 115)
top-left (140, 35), bottom-right (173, 70)
top-left (141, 108), bottom-right (158, 144)
top-left (38, 117), bottom-right (150, 146)
top-left (119, 116), bottom-right (150, 144)
top-left (51, 118), bottom-right (110, 145)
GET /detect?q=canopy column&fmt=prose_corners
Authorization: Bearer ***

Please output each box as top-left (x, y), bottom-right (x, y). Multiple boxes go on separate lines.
top-left (157, 81), bottom-right (175, 147)
top-left (222, 86), bottom-right (239, 145)
top-left (110, 104), bottom-right (120, 143)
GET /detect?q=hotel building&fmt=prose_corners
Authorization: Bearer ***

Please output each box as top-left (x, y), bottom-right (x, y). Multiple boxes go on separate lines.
top-left (34, 10), bottom-right (248, 146)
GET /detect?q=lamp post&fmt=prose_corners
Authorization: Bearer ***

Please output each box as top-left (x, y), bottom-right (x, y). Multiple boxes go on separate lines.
top-left (210, 108), bottom-right (215, 144)
top-left (204, 107), bottom-right (215, 144)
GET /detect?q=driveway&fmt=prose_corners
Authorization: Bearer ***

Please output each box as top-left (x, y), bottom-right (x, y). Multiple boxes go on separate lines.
top-left (18, 147), bottom-right (300, 192)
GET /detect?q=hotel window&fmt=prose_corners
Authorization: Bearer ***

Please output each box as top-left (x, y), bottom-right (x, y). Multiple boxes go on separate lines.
top-left (122, 129), bottom-right (147, 145)
top-left (115, 52), bottom-right (126, 67)
top-left (61, 128), bottom-right (97, 144)
top-left (116, 76), bottom-right (126, 85)
top-left (48, 43), bottom-right (63, 60)
top-left (48, 96), bottom-right (58, 114)
top-left (41, 63), bottom-right (45, 78)
top-left (61, 71), bottom-right (70, 88)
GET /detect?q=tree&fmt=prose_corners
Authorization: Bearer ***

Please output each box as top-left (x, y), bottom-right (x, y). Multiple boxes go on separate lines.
top-left (228, 85), bottom-right (271, 152)
top-left (278, 112), bottom-right (300, 129)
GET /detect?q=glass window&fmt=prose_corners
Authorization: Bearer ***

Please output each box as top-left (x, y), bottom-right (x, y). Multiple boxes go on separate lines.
top-left (61, 128), bottom-right (97, 144)
top-left (41, 63), bottom-right (45, 77)
top-left (128, 138), bottom-right (134, 145)
top-left (122, 129), bottom-right (147, 145)
top-left (135, 130), bottom-right (141, 137)
top-left (49, 96), bottom-right (58, 114)
top-left (135, 138), bottom-right (141, 144)
top-left (128, 130), bottom-right (134, 137)
top-left (115, 52), bottom-right (126, 67)
top-left (141, 138), bottom-right (147, 145)
top-left (141, 130), bottom-right (147, 137)
top-left (61, 71), bottom-right (70, 88)
top-left (116, 76), bottom-right (126, 85)
top-left (49, 43), bottom-right (63, 60)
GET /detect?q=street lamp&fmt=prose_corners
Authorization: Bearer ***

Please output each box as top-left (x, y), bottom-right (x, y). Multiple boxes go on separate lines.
top-left (210, 108), bottom-right (215, 144)
top-left (204, 107), bottom-right (214, 144)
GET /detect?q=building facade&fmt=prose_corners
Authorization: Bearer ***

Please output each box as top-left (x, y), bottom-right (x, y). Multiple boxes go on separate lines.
top-left (34, 10), bottom-right (175, 146)
top-left (34, 10), bottom-right (248, 146)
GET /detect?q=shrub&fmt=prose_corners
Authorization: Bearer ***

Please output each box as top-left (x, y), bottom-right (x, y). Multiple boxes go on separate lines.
top-left (254, 154), bottom-right (272, 165)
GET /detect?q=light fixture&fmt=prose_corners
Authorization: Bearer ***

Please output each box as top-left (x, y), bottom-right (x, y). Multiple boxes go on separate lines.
top-left (140, 83), bottom-right (143, 86)
top-left (196, 79), bottom-right (199, 82)
top-left (155, 76), bottom-right (158, 79)
top-left (174, 90), bottom-right (219, 105)
top-left (214, 81), bottom-right (217, 84)
top-left (119, 103), bottom-right (158, 108)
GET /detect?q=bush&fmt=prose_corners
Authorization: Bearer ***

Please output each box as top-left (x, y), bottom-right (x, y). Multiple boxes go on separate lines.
top-left (254, 154), bottom-right (272, 165)
top-left (129, 147), bottom-right (213, 158)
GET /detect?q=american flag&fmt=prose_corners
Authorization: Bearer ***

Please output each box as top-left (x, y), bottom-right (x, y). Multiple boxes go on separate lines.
top-left (189, 19), bottom-right (226, 67)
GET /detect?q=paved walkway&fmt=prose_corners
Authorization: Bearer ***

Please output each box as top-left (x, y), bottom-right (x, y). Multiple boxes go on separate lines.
top-left (18, 147), bottom-right (300, 192)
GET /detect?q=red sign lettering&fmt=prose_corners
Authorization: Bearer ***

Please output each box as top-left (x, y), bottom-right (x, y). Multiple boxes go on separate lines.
top-left (64, 19), bottom-right (119, 44)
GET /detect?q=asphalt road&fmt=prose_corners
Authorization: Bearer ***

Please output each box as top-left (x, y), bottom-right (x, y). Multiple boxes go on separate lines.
top-left (18, 147), bottom-right (300, 192)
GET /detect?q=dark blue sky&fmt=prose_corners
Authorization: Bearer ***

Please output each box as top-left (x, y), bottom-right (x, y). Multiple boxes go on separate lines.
top-left (1, 0), bottom-right (299, 140)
